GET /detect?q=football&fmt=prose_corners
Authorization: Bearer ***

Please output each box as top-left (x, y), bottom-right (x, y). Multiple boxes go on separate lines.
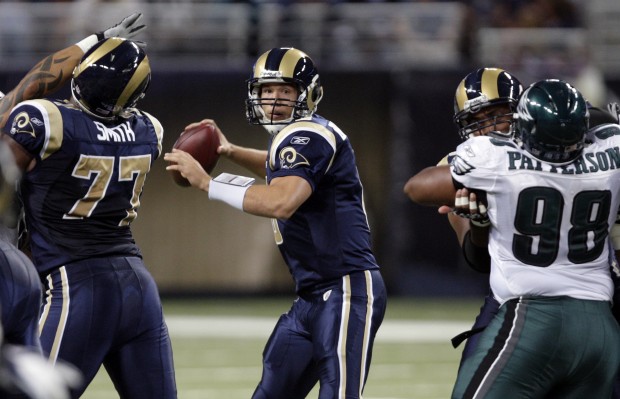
top-left (169, 124), bottom-right (220, 187)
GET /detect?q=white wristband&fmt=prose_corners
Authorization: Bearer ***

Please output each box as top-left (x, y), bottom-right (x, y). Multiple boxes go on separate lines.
top-left (75, 34), bottom-right (99, 54)
top-left (208, 173), bottom-right (255, 211)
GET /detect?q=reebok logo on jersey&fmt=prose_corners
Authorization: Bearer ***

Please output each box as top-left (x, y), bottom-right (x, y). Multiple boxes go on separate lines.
top-left (290, 136), bottom-right (310, 145)
top-left (279, 147), bottom-right (310, 169)
top-left (450, 155), bottom-right (475, 176)
top-left (30, 117), bottom-right (44, 127)
top-left (323, 290), bottom-right (332, 301)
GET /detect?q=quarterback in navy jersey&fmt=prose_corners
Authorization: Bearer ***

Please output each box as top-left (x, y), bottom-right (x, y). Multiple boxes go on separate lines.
top-left (265, 114), bottom-right (379, 294)
top-left (2, 38), bottom-right (176, 398)
top-left (166, 47), bottom-right (387, 398)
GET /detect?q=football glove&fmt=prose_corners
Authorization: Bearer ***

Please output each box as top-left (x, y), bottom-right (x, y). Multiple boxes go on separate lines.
top-left (76, 12), bottom-right (147, 53)
top-left (98, 12), bottom-right (146, 42)
top-left (452, 190), bottom-right (490, 227)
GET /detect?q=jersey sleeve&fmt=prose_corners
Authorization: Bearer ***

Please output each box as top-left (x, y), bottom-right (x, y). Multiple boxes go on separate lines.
top-left (141, 110), bottom-right (164, 159)
top-left (449, 136), bottom-right (501, 192)
top-left (6, 99), bottom-right (63, 161)
top-left (267, 121), bottom-right (337, 190)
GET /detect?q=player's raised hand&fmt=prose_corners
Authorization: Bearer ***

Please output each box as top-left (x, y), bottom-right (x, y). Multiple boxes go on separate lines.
top-left (78, 12), bottom-right (147, 54)
top-left (100, 12), bottom-right (146, 41)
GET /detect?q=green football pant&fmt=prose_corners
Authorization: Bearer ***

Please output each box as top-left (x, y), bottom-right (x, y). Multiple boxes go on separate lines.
top-left (452, 296), bottom-right (620, 399)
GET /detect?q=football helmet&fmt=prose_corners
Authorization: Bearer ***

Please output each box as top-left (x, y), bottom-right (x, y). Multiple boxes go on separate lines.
top-left (513, 79), bottom-right (589, 164)
top-left (245, 47), bottom-right (323, 135)
top-left (453, 68), bottom-right (523, 141)
top-left (71, 38), bottom-right (150, 121)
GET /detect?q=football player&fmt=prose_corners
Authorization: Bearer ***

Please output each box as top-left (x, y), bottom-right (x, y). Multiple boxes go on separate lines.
top-left (405, 68), bottom-right (620, 371)
top-left (411, 79), bottom-right (620, 398)
top-left (405, 68), bottom-right (523, 368)
top-left (165, 47), bottom-right (387, 398)
top-left (0, 13), bottom-right (151, 399)
top-left (1, 37), bottom-right (177, 398)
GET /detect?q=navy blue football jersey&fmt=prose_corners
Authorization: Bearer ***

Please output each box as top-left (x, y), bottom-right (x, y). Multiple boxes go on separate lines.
top-left (5, 99), bottom-right (163, 274)
top-left (266, 115), bottom-right (379, 293)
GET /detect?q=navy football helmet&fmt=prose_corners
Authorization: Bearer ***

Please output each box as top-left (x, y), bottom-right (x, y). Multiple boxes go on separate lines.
top-left (245, 47), bottom-right (323, 134)
top-left (513, 79), bottom-right (589, 164)
top-left (71, 38), bottom-right (150, 121)
top-left (453, 68), bottom-right (523, 141)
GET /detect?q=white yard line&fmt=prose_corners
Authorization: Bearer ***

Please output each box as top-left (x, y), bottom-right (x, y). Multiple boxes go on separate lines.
top-left (165, 315), bottom-right (472, 343)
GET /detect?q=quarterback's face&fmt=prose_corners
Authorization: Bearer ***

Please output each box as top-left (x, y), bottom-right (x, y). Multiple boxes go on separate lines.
top-left (469, 104), bottom-right (513, 136)
top-left (260, 83), bottom-right (298, 121)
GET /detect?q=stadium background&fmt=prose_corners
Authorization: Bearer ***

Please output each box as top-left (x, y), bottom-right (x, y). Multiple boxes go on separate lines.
top-left (0, 0), bottom-right (619, 299)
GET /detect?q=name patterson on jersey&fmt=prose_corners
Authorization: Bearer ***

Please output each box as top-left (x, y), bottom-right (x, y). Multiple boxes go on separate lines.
top-left (506, 147), bottom-right (620, 175)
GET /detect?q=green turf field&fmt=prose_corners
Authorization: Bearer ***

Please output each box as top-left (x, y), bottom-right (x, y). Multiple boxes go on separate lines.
top-left (82, 297), bottom-right (483, 399)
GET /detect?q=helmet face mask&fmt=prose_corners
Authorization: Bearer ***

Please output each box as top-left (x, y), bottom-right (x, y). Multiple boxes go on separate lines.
top-left (246, 48), bottom-right (323, 135)
top-left (457, 104), bottom-right (514, 140)
top-left (453, 68), bottom-right (523, 141)
top-left (513, 79), bottom-right (589, 164)
top-left (71, 38), bottom-right (151, 121)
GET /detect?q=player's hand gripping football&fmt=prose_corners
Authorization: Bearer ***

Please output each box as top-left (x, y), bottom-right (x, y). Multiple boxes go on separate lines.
top-left (438, 188), bottom-right (490, 227)
top-left (183, 119), bottom-right (232, 157)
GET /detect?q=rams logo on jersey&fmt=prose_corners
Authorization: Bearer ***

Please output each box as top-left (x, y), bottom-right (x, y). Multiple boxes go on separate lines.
top-left (279, 146), bottom-right (310, 169)
top-left (450, 154), bottom-right (475, 176)
top-left (9, 112), bottom-right (37, 138)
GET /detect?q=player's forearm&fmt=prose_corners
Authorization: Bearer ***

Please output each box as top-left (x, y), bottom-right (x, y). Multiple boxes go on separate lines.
top-left (403, 165), bottom-right (457, 207)
top-left (241, 176), bottom-right (310, 219)
top-left (226, 144), bottom-right (268, 178)
top-left (0, 45), bottom-right (82, 129)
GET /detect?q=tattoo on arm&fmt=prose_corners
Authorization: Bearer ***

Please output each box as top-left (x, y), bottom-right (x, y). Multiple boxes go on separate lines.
top-left (0, 53), bottom-right (72, 129)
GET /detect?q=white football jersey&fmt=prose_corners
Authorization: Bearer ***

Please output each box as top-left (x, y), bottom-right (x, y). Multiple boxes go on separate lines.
top-left (451, 124), bottom-right (620, 304)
